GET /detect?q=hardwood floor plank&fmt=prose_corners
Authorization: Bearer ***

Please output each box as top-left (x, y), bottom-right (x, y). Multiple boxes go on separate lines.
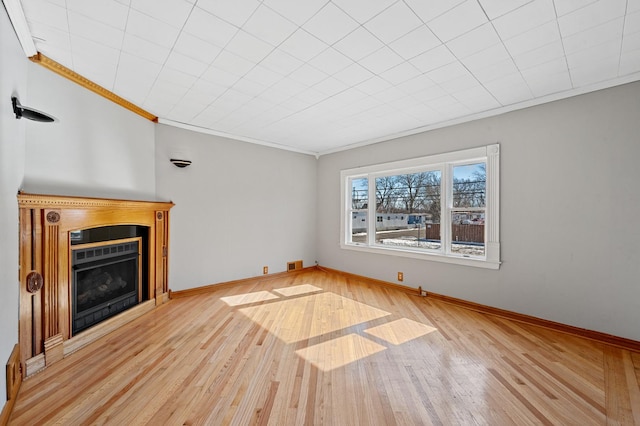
top-left (630, 352), bottom-right (640, 424)
top-left (405, 364), bottom-right (445, 425)
top-left (488, 367), bottom-right (555, 425)
top-left (364, 362), bottom-right (398, 426)
top-left (523, 352), bottom-right (607, 417)
top-left (604, 346), bottom-right (640, 425)
top-left (8, 269), bottom-right (640, 425)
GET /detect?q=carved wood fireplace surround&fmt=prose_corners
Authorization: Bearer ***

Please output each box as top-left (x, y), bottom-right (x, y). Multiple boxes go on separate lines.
top-left (17, 193), bottom-right (174, 377)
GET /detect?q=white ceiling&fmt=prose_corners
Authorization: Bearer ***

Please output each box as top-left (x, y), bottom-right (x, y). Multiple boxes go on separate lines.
top-left (10, 0), bottom-right (640, 155)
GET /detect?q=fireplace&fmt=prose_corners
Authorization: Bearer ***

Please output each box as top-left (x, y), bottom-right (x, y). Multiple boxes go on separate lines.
top-left (18, 192), bottom-right (173, 376)
top-left (72, 238), bottom-right (141, 334)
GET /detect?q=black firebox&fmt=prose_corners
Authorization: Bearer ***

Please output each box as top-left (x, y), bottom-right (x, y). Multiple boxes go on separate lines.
top-left (72, 240), bottom-right (140, 334)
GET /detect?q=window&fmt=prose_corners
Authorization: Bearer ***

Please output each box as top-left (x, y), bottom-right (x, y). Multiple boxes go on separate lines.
top-left (341, 144), bottom-right (500, 269)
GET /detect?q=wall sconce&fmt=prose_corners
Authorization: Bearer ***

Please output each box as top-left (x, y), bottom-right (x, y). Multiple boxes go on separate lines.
top-left (170, 159), bottom-right (192, 168)
top-left (12, 97), bottom-right (57, 122)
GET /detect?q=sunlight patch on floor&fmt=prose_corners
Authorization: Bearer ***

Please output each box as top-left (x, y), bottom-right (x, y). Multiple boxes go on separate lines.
top-left (295, 334), bottom-right (386, 372)
top-left (272, 284), bottom-right (323, 297)
top-left (239, 292), bottom-right (391, 344)
top-left (230, 288), bottom-right (439, 372)
top-left (364, 318), bottom-right (437, 345)
top-left (221, 291), bottom-right (280, 306)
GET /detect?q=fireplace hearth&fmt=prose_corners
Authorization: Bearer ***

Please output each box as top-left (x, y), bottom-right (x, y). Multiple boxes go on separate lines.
top-left (72, 239), bottom-right (141, 334)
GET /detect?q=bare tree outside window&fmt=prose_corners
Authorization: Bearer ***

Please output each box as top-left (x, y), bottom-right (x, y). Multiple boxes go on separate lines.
top-left (374, 171), bottom-right (442, 250)
top-left (453, 163), bottom-right (486, 209)
top-left (375, 176), bottom-right (397, 213)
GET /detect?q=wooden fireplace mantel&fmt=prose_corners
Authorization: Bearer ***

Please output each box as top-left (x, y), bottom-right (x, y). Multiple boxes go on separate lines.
top-left (17, 192), bottom-right (174, 376)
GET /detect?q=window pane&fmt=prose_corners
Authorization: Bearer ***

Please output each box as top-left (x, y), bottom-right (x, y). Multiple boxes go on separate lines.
top-left (374, 171), bottom-right (441, 250)
top-left (350, 178), bottom-right (368, 243)
top-left (350, 212), bottom-right (367, 243)
top-left (351, 178), bottom-right (368, 209)
top-left (453, 163), bottom-right (486, 208)
top-left (451, 211), bottom-right (485, 256)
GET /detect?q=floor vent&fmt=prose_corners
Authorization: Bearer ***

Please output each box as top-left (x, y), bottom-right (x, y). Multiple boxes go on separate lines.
top-left (287, 260), bottom-right (303, 272)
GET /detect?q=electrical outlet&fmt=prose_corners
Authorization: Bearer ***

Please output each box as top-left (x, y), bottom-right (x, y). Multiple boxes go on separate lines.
top-left (397, 272), bottom-right (403, 282)
top-left (263, 266), bottom-right (268, 274)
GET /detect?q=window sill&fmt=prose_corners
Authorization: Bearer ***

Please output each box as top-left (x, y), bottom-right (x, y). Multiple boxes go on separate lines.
top-left (340, 242), bottom-right (501, 270)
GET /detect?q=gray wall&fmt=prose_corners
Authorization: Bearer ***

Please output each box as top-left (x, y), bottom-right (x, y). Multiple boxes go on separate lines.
top-left (22, 65), bottom-right (156, 200)
top-left (155, 124), bottom-right (317, 290)
top-left (0, 5), bottom-right (27, 405)
top-left (317, 81), bottom-right (640, 342)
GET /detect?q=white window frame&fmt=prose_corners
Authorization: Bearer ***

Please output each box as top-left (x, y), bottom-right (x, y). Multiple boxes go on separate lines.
top-left (340, 144), bottom-right (500, 269)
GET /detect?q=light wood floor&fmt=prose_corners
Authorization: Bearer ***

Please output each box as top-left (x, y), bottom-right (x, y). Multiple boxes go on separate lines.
top-left (9, 268), bottom-right (640, 425)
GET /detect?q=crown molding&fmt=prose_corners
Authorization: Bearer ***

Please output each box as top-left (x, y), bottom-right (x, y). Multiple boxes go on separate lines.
top-left (158, 118), bottom-right (317, 156)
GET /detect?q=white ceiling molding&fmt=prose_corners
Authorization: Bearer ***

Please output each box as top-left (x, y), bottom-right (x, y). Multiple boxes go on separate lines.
top-left (2, 0), bottom-right (37, 57)
top-left (158, 118), bottom-right (317, 156)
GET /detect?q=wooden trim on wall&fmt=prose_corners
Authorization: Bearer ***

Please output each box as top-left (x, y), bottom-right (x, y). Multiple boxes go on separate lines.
top-left (317, 266), bottom-right (419, 295)
top-left (317, 266), bottom-right (640, 353)
top-left (422, 291), bottom-right (640, 353)
top-left (170, 266), bottom-right (318, 299)
top-left (28, 52), bottom-right (157, 123)
top-left (17, 192), bottom-right (173, 210)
